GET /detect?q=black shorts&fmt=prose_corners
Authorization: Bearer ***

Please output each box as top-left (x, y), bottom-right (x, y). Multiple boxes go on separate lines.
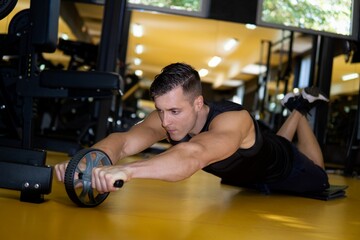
top-left (266, 145), bottom-right (330, 193)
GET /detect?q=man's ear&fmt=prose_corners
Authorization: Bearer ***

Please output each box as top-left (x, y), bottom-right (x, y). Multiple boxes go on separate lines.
top-left (194, 95), bottom-right (204, 111)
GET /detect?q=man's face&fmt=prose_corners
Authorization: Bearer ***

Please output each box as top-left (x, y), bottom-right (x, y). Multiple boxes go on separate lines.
top-left (154, 87), bottom-right (200, 141)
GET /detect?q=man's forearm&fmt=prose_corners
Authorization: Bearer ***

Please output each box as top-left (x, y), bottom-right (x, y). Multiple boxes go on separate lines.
top-left (123, 142), bottom-right (206, 182)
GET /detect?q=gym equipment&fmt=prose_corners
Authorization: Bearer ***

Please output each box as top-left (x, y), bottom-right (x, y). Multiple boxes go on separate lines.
top-left (344, 83), bottom-right (360, 175)
top-left (0, 146), bottom-right (52, 203)
top-left (57, 38), bottom-right (98, 70)
top-left (221, 179), bottom-right (348, 201)
top-left (297, 185), bottom-right (348, 201)
top-left (0, 0), bottom-right (60, 203)
top-left (0, 0), bottom-right (17, 20)
top-left (64, 148), bottom-right (124, 207)
top-left (0, 0), bottom-right (123, 203)
top-left (0, 0), bottom-right (122, 149)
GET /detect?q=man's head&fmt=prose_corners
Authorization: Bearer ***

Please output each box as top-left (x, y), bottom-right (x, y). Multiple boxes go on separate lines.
top-left (150, 62), bottom-right (202, 103)
top-left (149, 63), bottom-right (205, 141)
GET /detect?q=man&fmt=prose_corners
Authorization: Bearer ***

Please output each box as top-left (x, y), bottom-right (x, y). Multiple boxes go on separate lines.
top-left (55, 62), bottom-right (329, 195)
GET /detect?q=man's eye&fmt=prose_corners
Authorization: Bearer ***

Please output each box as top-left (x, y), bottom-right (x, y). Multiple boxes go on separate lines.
top-left (172, 110), bottom-right (179, 115)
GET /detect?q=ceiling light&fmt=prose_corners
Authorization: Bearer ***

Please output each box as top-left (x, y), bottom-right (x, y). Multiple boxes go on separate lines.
top-left (242, 64), bottom-right (267, 75)
top-left (199, 68), bottom-right (209, 77)
top-left (208, 56), bottom-right (222, 68)
top-left (135, 44), bottom-right (144, 54)
top-left (245, 24), bottom-right (257, 30)
top-left (132, 23), bottom-right (143, 37)
top-left (135, 69), bottom-right (143, 77)
top-left (342, 73), bottom-right (359, 81)
top-left (222, 79), bottom-right (244, 87)
top-left (223, 38), bottom-right (238, 52)
top-left (134, 58), bottom-right (142, 65)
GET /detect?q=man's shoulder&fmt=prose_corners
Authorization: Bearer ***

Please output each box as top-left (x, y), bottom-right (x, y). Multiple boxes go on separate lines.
top-left (208, 100), bottom-right (245, 112)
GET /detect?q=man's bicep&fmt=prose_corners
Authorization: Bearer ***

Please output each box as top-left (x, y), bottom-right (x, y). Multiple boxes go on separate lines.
top-left (191, 130), bottom-right (242, 165)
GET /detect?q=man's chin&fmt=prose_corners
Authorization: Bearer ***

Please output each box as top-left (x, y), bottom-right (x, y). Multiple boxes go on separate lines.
top-left (170, 134), bottom-right (190, 142)
top-left (169, 135), bottom-right (181, 141)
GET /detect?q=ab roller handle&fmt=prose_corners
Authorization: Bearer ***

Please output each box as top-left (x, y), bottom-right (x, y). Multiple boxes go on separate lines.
top-left (114, 180), bottom-right (124, 188)
top-left (64, 148), bottom-right (124, 207)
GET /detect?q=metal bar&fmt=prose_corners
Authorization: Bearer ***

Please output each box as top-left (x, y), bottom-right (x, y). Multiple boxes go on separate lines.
top-left (94, 0), bottom-right (126, 141)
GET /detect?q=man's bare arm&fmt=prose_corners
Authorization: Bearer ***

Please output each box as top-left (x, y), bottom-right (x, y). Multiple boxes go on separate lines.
top-left (54, 111), bottom-right (166, 182)
top-left (91, 110), bottom-right (255, 193)
top-left (92, 111), bottom-right (167, 164)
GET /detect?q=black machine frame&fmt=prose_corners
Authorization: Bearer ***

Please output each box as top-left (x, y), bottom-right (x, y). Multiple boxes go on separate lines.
top-left (0, 0), bottom-right (124, 203)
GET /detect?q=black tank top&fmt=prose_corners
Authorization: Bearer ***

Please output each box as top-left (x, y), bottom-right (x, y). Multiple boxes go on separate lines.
top-left (169, 100), bottom-right (293, 184)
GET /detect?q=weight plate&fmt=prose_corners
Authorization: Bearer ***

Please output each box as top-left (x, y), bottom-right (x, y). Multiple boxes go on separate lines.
top-left (8, 8), bottom-right (30, 35)
top-left (0, 0), bottom-right (17, 21)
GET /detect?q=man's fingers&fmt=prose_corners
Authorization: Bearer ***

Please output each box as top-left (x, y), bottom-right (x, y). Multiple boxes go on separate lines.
top-left (92, 167), bottom-right (119, 193)
top-left (54, 162), bottom-right (68, 182)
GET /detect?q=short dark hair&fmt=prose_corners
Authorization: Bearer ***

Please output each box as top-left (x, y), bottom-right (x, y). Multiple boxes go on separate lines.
top-left (149, 62), bottom-right (202, 102)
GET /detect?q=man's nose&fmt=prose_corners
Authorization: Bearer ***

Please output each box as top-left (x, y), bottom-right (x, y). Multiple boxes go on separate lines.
top-left (162, 112), bottom-right (170, 127)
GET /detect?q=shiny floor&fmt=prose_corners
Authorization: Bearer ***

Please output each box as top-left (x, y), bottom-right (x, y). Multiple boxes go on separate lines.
top-left (0, 151), bottom-right (359, 240)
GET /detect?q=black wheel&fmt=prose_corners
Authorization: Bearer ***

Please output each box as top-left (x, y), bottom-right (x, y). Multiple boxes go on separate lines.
top-left (64, 148), bottom-right (112, 207)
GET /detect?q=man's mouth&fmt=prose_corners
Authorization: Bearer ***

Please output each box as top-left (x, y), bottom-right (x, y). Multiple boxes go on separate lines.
top-left (167, 129), bottom-right (175, 134)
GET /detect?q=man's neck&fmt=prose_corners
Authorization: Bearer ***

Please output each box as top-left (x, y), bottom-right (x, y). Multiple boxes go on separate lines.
top-left (189, 104), bottom-right (209, 137)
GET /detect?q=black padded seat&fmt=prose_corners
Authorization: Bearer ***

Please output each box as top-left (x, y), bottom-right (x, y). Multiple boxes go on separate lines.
top-left (40, 70), bottom-right (121, 90)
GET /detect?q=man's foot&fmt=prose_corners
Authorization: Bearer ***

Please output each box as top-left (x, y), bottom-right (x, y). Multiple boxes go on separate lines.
top-left (281, 92), bottom-right (300, 111)
top-left (296, 87), bottom-right (329, 115)
top-left (281, 87), bottom-right (329, 115)
top-left (301, 87), bottom-right (329, 103)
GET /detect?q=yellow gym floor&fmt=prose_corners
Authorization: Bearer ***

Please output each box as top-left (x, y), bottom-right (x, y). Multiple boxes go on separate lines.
top-left (0, 151), bottom-right (359, 240)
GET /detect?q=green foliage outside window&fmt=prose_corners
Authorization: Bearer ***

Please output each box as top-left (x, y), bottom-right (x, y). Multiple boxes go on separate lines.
top-left (261, 0), bottom-right (353, 35)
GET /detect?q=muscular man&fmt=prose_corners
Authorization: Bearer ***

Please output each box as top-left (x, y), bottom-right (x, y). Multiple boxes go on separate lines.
top-left (55, 62), bottom-right (329, 195)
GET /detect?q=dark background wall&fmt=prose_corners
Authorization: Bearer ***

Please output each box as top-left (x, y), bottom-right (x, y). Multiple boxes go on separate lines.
top-left (209, 0), bottom-right (258, 24)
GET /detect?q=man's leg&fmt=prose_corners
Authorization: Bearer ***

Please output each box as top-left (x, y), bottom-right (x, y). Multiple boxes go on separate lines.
top-left (277, 87), bottom-right (329, 169)
top-left (276, 110), bottom-right (325, 169)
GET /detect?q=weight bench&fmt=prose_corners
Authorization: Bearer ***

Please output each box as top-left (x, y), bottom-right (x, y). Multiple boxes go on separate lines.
top-left (0, 0), bottom-right (122, 203)
top-left (39, 70), bottom-right (121, 97)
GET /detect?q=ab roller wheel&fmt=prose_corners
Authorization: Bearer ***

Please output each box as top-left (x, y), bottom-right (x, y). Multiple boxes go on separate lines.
top-left (64, 148), bottom-right (124, 207)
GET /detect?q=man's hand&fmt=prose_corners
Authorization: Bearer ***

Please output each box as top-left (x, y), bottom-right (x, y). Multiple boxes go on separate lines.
top-left (54, 161), bottom-right (69, 182)
top-left (92, 166), bottom-right (130, 193)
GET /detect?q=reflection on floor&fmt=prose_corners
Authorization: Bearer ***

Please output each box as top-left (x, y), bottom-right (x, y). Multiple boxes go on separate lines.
top-left (0, 151), bottom-right (359, 240)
